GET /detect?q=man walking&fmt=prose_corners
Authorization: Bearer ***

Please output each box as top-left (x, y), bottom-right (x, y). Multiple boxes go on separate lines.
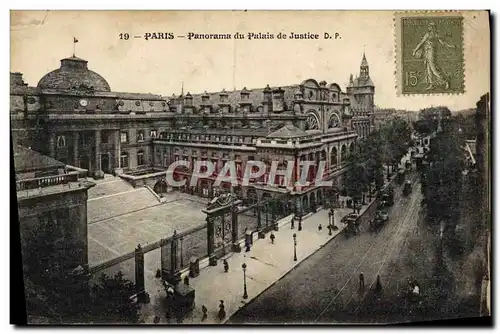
top-left (359, 272), bottom-right (365, 291)
top-left (270, 232), bottom-right (275, 244)
top-left (201, 305), bottom-right (208, 322)
top-left (223, 259), bottom-right (229, 273)
top-left (375, 275), bottom-right (382, 295)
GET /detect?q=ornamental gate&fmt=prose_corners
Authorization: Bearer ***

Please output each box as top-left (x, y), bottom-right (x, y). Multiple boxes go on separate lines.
top-left (213, 210), bottom-right (233, 255)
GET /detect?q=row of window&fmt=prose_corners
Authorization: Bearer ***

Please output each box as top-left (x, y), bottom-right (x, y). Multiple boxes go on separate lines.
top-left (120, 151), bottom-right (145, 168)
top-left (120, 129), bottom-right (158, 144)
top-left (160, 133), bottom-right (256, 144)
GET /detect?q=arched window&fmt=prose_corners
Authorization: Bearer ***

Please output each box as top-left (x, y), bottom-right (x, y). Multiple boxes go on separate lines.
top-left (330, 147), bottom-right (338, 167)
top-left (57, 135), bottom-right (66, 148)
top-left (341, 145), bottom-right (347, 162)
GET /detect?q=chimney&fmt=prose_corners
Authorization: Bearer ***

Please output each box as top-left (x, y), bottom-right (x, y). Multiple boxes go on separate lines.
top-left (263, 84), bottom-right (272, 114)
top-left (10, 72), bottom-right (25, 87)
top-left (184, 92), bottom-right (194, 114)
top-left (218, 89), bottom-right (230, 113)
top-left (272, 87), bottom-right (285, 113)
top-left (200, 91), bottom-right (211, 113)
top-left (239, 87), bottom-right (251, 113)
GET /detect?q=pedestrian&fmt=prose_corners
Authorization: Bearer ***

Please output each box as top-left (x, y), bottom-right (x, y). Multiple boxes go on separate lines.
top-left (218, 300), bottom-right (226, 321)
top-left (270, 232), bottom-right (275, 244)
top-left (375, 275), bottom-right (382, 294)
top-left (223, 259), bottom-right (229, 273)
top-left (318, 224), bottom-right (322, 231)
top-left (291, 216), bottom-right (295, 229)
top-left (359, 272), bottom-right (365, 291)
top-left (340, 199), bottom-right (344, 208)
top-left (166, 285), bottom-right (175, 301)
top-left (153, 315), bottom-right (160, 324)
top-left (298, 216), bottom-right (303, 231)
top-left (201, 305), bottom-right (208, 322)
top-left (184, 275), bottom-right (189, 285)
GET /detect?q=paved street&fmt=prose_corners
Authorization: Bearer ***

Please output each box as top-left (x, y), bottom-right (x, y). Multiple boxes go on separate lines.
top-left (229, 172), bottom-right (427, 324)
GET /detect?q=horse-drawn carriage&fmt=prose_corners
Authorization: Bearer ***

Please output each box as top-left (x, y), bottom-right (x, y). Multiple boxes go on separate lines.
top-left (342, 213), bottom-right (360, 237)
top-left (370, 210), bottom-right (389, 231)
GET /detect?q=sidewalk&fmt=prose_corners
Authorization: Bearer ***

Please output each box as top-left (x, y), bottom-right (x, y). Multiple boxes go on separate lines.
top-left (139, 202), bottom-right (379, 324)
top-left (138, 167), bottom-right (397, 324)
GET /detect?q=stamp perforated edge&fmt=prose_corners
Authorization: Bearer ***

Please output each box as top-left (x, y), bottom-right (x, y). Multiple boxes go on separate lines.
top-left (394, 10), bottom-right (465, 96)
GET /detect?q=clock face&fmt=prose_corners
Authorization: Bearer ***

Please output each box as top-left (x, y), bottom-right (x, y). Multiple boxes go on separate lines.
top-left (79, 99), bottom-right (88, 107)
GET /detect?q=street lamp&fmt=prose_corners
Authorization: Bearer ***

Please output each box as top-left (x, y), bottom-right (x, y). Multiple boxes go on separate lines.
top-left (242, 263), bottom-right (248, 299)
top-left (293, 233), bottom-right (297, 261)
top-left (328, 211), bottom-right (333, 235)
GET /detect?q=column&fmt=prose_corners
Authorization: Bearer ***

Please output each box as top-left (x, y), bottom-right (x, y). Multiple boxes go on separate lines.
top-left (169, 231), bottom-right (181, 284)
top-left (94, 130), bottom-right (102, 176)
top-left (231, 207), bottom-right (241, 252)
top-left (73, 132), bottom-right (80, 167)
top-left (134, 245), bottom-right (149, 303)
top-left (114, 130), bottom-right (121, 170)
top-left (49, 133), bottom-right (56, 158)
top-left (207, 216), bottom-right (217, 266)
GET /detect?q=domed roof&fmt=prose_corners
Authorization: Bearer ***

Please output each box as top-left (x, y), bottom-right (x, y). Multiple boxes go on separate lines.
top-left (37, 56), bottom-right (111, 92)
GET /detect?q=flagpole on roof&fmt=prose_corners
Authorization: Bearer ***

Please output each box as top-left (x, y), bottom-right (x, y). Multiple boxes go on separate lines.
top-left (73, 37), bottom-right (79, 57)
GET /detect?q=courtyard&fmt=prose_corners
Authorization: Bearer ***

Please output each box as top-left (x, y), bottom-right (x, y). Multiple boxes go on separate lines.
top-left (88, 188), bottom-right (208, 267)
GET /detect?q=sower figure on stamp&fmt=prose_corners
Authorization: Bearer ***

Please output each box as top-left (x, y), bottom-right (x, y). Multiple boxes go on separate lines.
top-left (412, 21), bottom-right (456, 90)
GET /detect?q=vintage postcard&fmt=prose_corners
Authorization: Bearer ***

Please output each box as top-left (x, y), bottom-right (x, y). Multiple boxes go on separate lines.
top-left (10, 10), bottom-right (491, 325)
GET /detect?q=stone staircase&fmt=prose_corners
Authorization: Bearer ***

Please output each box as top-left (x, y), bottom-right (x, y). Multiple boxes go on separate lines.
top-left (87, 175), bottom-right (135, 200)
top-left (88, 187), bottom-right (160, 223)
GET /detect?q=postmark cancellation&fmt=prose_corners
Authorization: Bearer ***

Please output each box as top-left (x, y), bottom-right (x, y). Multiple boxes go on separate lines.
top-left (395, 12), bottom-right (464, 95)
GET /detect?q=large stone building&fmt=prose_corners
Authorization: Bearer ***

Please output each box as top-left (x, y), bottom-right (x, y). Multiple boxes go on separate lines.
top-left (14, 144), bottom-right (94, 282)
top-left (11, 52), bottom-right (375, 213)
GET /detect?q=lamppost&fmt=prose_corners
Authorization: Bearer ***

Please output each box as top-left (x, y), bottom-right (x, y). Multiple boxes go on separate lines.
top-left (242, 263), bottom-right (248, 299)
top-left (328, 210), bottom-right (333, 235)
top-left (293, 233), bottom-right (297, 261)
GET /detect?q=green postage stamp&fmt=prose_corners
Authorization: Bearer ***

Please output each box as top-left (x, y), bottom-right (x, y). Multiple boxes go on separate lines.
top-left (395, 12), bottom-right (464, 95)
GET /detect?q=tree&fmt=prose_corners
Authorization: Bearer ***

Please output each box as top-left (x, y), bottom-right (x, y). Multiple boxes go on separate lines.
top-left (344, 149), bottom-right (368, 210)
top-left (421, 118), bottom-right (465, 232)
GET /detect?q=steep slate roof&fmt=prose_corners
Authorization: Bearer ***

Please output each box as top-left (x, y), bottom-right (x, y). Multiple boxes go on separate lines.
top-left (267, 123), bottom-right (309, 139)
top-left (352, 76), bottom-right (374, 87)
top-left (188, 85), bottom-right (298, 109)
top-left (14, 145), bottom-right (65, 173)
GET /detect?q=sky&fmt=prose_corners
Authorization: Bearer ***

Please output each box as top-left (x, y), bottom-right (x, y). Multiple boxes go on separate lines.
top-left (10, 10), bottom-right (490, 111)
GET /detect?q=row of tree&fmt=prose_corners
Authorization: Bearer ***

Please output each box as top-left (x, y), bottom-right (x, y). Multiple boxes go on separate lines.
top-left (344, 117), bottom-right (412, 203)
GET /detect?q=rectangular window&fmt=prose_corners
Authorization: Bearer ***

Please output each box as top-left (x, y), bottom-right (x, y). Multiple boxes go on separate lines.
top-left (150, 130), bottom-right (158, 138)
top-left (137, 151), bottom-right (145, 166)
top-left (120, 153), bottom-right (129, 168)
top-left (120, 131), bottom-right (128, 143)
top-left (137, 130), bottom-right (145, 142)
top-left (101, 131), bottom-right (109, 144)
